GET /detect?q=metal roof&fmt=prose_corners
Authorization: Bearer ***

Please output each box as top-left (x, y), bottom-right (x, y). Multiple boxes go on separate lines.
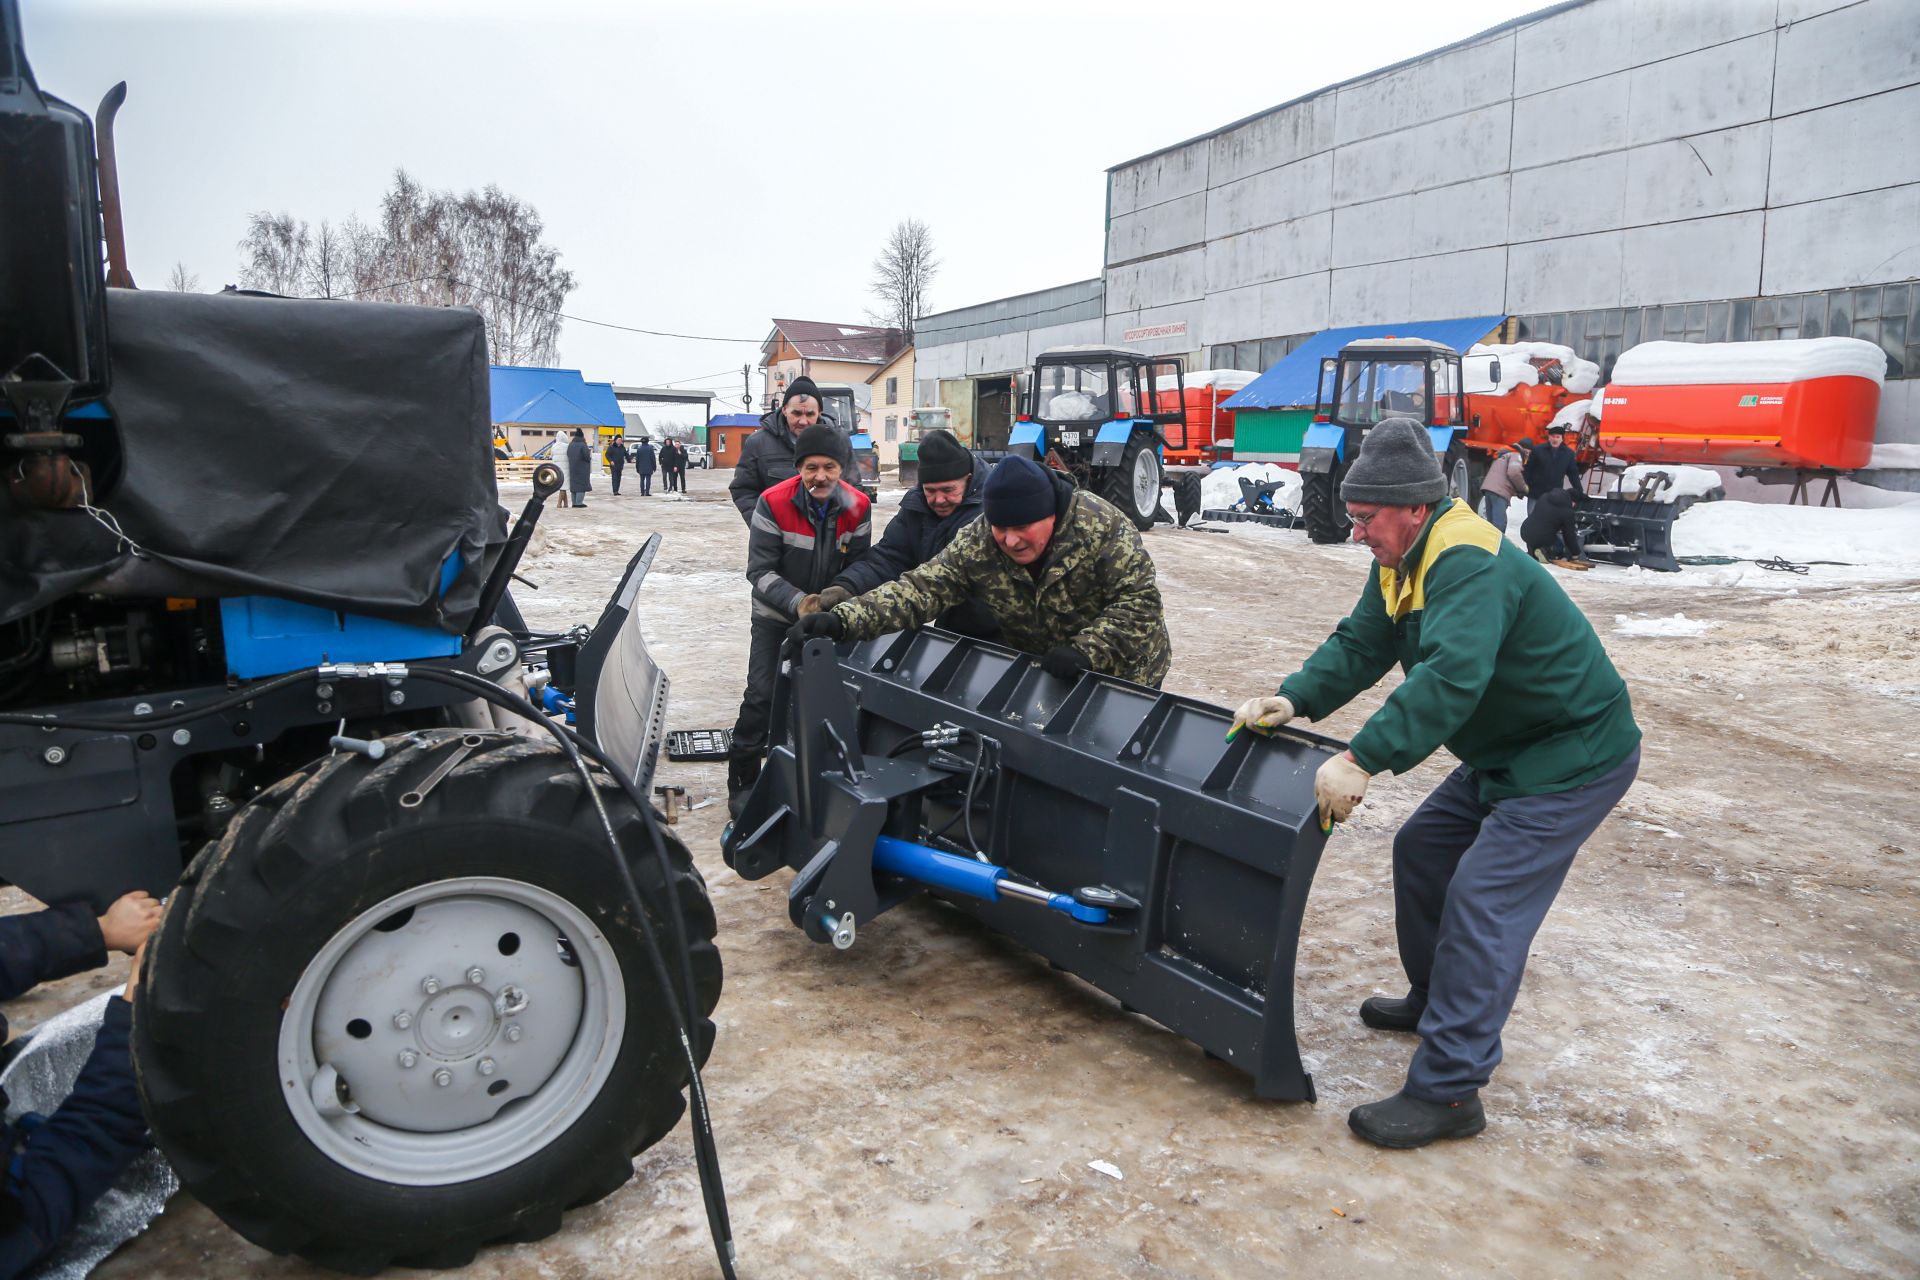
top-left (489, 366), bottom-right (626, 427)
top-left (1221, 315), bottom-right (1508, 411)
top-left (766, 318), bottom-right (905, 365)
top-left (708, 413), bottom-right (762, 428)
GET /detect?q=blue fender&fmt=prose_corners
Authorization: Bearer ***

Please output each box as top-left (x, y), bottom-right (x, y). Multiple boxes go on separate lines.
top-left (1425, 427), bottom-right (1457, 455)
top-left (1091, 420), bottom-right (1156, 468)
top-left (1008, 421), bottom-right (1043, 460)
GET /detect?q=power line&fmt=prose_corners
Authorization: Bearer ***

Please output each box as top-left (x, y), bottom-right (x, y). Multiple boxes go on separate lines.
top-left (336, 272), bottom-right (768, 343)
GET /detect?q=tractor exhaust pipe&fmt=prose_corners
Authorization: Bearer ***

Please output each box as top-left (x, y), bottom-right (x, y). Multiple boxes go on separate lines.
top-left (95, 81), bottom-right (133, 288)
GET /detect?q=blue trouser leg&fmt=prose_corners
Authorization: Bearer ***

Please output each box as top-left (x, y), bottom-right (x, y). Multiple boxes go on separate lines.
top-left (1400, 747), bottom-right (1640, 1101)
top-left (1480, 493), bottom-right (1509, 535)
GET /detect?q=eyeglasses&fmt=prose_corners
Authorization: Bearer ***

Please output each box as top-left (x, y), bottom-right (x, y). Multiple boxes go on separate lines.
top-left (1346, 508), bottom-right (1387, 530)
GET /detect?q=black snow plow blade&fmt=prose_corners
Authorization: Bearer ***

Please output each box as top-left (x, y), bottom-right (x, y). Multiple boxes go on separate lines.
top-left (1577, 473), bottom-right (1721, 573)
top-left (723, 628), bottom-right (1341, 1101)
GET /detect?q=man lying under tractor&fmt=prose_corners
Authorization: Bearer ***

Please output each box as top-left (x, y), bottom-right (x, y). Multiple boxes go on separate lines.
top-left (0, 891), bottom-right (163, 1275)
top-left (790, 454), bottom-right (1170, 687)
top-left (1227, 417), bottom-right (1641, 1149)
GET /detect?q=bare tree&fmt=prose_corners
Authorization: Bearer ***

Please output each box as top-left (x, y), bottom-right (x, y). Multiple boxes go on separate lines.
top-left (237, 211), bottom-right (310, 295)
top-left (240, 169), bottom-right (576, 364)
top-left (165, 261), bottom-right (198, 292)
top-left (869, 219), bottom-right (938, 339)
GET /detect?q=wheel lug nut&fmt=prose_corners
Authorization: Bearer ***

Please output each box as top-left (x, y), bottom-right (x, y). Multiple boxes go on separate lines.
top-left (421, 976), bottom-right (440, 995)
top-left (393, 1011), bottom-right (413, 1030)
top-left (504, 1024), bottom-right (523, 1043)
top-left (478, 1058), bottom-right (497, 1077)
top-left (465, 967), bottom-right (486, 985)
top-left (398, 1050), bottom-right (417, 1068)
top-left (433, 1068), bottom-right (453, 1088)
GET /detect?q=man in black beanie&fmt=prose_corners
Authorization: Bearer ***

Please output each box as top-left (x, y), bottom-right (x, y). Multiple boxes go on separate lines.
top-left (791, 454), bottom-right (1170, 686)
top-left (1225, 417), bottom-right (1640, 1150)
top-left (729, 375), bottom-right (825, 522)
top-left (728, 422), bottom-right (871, 814)
top-left (799, 430), bottom-right (997, 637)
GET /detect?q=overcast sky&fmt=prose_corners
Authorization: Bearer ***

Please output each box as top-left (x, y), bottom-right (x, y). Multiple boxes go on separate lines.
top-left (28, 0), bottom-right (1539, 408)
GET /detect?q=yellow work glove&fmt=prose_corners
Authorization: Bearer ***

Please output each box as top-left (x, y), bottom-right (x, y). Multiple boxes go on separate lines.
top-left (795, 594), bottom-right (823, 616)
top-left (1227, 694), bottom-right (1295, 740)
top-left (1315, 752), bottom-right (1371, 828)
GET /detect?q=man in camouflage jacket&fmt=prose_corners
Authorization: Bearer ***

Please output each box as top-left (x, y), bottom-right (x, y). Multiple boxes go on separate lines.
top-left (794, 455), bottom-right (1170, 687)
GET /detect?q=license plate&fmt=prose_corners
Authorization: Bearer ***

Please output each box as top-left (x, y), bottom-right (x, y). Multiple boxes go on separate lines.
top-left (1058, 430), bottom-right (1080, 446)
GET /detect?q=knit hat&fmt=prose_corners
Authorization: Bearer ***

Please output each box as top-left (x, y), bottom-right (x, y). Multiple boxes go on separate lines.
top-left (916, 430), bottom-right (972, 485)
top-left (1515, 437), bottom-right (1535, 451)
top-left (782, 376), bottom-right (822, 409)
top-left (793, 423), bottom-right (848, 467)
top-left (983, 455), bottom-right (1056, 527)
top-left (1339, 417), bottom-right (1447, 506)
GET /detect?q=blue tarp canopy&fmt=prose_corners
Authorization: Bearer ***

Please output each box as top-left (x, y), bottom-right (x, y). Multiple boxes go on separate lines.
top-left (1221, 315), bottom-right (1507, 411)
top-left (490, 366), bottom-right (626, 428)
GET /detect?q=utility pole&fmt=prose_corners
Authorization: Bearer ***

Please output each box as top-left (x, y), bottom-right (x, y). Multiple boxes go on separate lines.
top-left (743, 364), bottom-right (753, 412)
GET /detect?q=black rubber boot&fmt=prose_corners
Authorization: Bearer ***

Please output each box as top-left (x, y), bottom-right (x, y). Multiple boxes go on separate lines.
top-left (1348, 1090), bottom-right (1486, 1149)
top-left (1358, 993), bottom-right (1426, 1033)
top-left (726, 755), bottom-right (762, 819)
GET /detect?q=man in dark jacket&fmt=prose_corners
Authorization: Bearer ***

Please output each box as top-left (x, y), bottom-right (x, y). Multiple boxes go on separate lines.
top-left (1520, 487), bottom-right (1585, 562)
top-left (1227, 418), bottom-right (1639, 1150)
top-left (605, 438), bottom-right (629, 496)
top-left (564, 430), bottom-right (592, 507)
top-left (658, 441), bottom-right (681, 493)
top-left (729, 423), bottom-right (873, 813)
top-left (801, 430), bottom-right (998, 638)
top-left (794, 455), bottom-right (1171, 687)
top-left (729, 376), bottom-right (822, 522)
top-left (1522, 423), bottom-right (1582, 500)
top-left (634, 439), bottom-right (658, 497)
top-left (0, 891), bottom-right (163, 1276)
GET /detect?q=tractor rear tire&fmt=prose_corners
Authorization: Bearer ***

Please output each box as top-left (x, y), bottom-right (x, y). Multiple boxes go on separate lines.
top-left (1443, 439), bottom-right (1483, 510)
top-left (1099, 437), bottom-right (1162, 531)
top-left (132, 731), bottom-right (721, 1274)
top-left (1302, 463), bottom-right (1351, 545)
top-left (1172, 470), bottom-right (1204, 526)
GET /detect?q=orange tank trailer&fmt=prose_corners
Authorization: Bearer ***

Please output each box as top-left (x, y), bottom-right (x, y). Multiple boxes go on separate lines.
top-left (1154, 373), bottom-right (1255, 466)
top-left (1597, 338), bottom-right (1885, 471)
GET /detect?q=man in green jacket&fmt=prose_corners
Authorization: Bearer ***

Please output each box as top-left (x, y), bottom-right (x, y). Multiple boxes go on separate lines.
top-left (791, 455), bottom-right (1171, 687)
top-left (1229, 418), bottom-right (1640, 1149)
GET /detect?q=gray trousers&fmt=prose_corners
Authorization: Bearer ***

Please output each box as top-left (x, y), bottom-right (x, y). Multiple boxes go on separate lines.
top-left (1395, 746), bottom-right (1640, 1101)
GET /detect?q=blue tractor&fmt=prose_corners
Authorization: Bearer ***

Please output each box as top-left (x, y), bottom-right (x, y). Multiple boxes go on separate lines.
top-left (0, 6), bottom-right (727, 1271)
top-left (1007, 346), bottom-right (1188, 530)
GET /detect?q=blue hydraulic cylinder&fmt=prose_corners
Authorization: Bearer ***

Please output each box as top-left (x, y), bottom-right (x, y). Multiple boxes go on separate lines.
top-left (871, 836), bottom-right (1109, 924)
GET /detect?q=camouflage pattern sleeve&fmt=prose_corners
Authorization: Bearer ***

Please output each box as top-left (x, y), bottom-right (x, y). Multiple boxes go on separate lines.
top-left (1069, 512), bottom-right (1170, 685)
top-left (831, 525), bottom-right (982, 641)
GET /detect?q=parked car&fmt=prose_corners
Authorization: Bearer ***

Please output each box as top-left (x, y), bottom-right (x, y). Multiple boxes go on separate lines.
top-left (684, 442), bottom-right (710, 468)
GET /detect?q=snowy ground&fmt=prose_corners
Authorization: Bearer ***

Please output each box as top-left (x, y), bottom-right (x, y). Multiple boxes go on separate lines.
top-left (52, 469), bottom-right (1920, 1277)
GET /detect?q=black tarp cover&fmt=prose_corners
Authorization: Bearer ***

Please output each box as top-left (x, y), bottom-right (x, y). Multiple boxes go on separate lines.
top-left (2, 288), bottom-right (503, 631)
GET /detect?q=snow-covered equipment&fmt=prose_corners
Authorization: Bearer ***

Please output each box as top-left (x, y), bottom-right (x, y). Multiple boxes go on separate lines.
top-left (724, 631), bottom-right (1342, 1102)
top-left (1007, 347), bottom-right (1197, 530)
top-left (0, 10), bottom-right (733, 1271)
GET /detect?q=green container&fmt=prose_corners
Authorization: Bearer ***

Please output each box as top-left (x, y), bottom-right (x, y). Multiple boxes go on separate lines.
top-left (1233, 408), bottom-right (1313, 464)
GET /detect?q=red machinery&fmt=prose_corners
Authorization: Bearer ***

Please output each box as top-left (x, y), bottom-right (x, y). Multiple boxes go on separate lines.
top-left (1598, 337), bottom-right (1885, 470)
top-left (1154, 369), bottom-right (1256, 466)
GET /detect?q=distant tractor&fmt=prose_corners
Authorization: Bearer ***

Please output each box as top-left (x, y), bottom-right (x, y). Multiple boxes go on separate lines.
top-left (815, 382), bottom-right (879, 498)
top-left (1298, 337), bottom-right (1591, 544)
top-left (1008, 346), bottom-right (1192, 530)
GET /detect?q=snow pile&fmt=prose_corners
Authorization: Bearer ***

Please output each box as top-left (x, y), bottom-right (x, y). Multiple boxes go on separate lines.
top-left (1672, 500), bottom-right (1920, 568)
top-left (1614, 613), bottom-right (1713, 638)
top-left (1155, 369), bottom-right (1259, 393)
top-left (1466, 342), bottom-right (1601, 394)
top-left (1548, 398), bottom-right (1594, 435)
top-left (1612, 337), bottom-right (1886, 387)
top-left (1200, 462), bottom-right (1301, 512)
top-left (1611, 464), bottom-right (1725, 501)
top-left (1045, 391), bottom-right (1101, 420)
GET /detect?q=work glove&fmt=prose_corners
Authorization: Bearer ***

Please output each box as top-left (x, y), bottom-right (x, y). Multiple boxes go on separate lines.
top-left (788, 612), bottom-right (846, 644)
top-left (1315, 752), bottom-right (1371, 829)
top-left (816, 585), bottom-right (853, 610)
top-left (1227, 694), bottom-right (1295, 740)
top-left (1040, 644), bottom-right (1089, 680)
top-left (795, 594), bottom-right (823, 616)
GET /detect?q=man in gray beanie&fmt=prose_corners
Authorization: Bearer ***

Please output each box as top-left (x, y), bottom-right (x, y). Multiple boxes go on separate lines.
top-left (1227, 417), bottom-right (1641, 1150)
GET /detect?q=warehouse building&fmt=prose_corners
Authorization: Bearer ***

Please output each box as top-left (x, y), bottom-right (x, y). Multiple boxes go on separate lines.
top-left (916, 0), bottom-right (1919, 456)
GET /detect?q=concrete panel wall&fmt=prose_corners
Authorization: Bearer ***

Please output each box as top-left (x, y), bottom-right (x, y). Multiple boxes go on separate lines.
top-left (1205, 214), bottom-right (1332, 293)
top-left (1102, 299), bottom-right (1206, 357)
top-left (1331, 103), bottom-right (1512, 206)
top-left (1108, 140), bottom-right (1208, 218)
top-left (1763, 184), bottom-right (1920, 295)
top-left (1622, 122), bottom-right (1771, 224)
top-left (1107, 248), bottom-right (1205, 312)
top-left (1204, 152), bottom-right (1332, 241)
top-left (1514, 0), bottom-right (1633, 96)
top-left (1625, 31), bottom-right (1775, 146)
top-left (1768, 84), bottom-right (1920, 208)
top-left (1511, 70), bottom-right (1631, 168)
top-left (1106, 192), bottom-right (1206, 264)
top-left (1024, 319), bottom-right (1104, 362)
top-left (1332, 34), bottom-right (1515, 146)
top-left (1511, 152), bottom-right (1630, 242)
top-left (1207, 97), bottom-right (1336, 189)
top-left (1204, 273), bottom-right (1329, 346)
top-left (1626, 0), bottom-right (1774, 65)
top-left (915, 342), bottom-right (965, 380)
top-left (1620, 212), bottom-right (1765, 306)
top-left (966, 331), bottom-right (1028, 377)
top-left (1773, 0), bottom-right (1920, 116)
top-left (1507, 232), bottom-right (1624, 314)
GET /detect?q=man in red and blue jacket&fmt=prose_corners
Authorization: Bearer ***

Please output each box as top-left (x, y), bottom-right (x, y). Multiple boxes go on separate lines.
top-left (728, 424), bottom-right (871, 814)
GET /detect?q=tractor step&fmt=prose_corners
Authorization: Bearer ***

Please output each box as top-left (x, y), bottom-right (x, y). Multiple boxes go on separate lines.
top-left (723, 628), bottom-right (1342, 1102)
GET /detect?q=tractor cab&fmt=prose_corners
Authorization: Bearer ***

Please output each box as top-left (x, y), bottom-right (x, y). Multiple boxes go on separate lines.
top-left (1010, 346), bottom-right (1185, 529)
top-left (814, 382), bottom-right (878, 498)
top-left (1298, 338), bottom-right (1486, 544)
